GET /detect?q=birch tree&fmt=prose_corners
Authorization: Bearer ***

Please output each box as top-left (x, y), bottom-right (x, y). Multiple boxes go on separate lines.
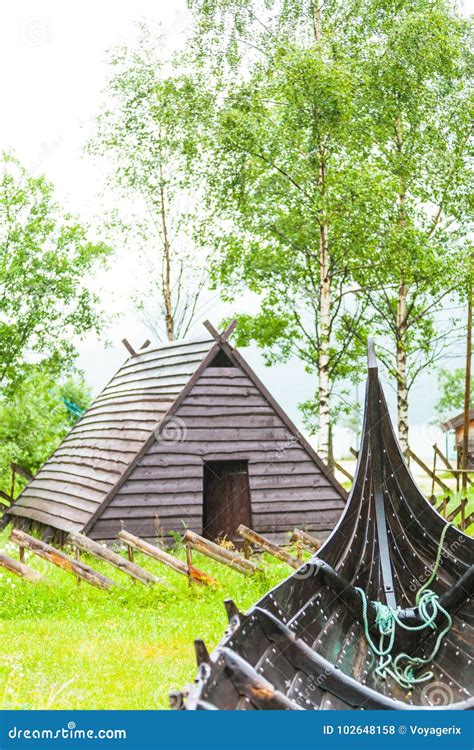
top-left (353, 0), bottom-right (472, 454)
top-left (89, 24), bottom-right (213, 343)
top-left (189, 0), bottom-right (472, 458)
top-left (188, 0), bottom-right (376, 464)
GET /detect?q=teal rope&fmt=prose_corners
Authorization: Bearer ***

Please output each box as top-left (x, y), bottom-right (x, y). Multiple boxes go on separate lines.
top-left (415, 521), bottom-right (452, 605)
top-left (356, 522), bottom-right (453, 691)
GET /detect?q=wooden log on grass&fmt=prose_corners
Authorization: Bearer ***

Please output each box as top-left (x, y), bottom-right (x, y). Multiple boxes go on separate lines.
top-left (119, 530), bottom-right (218, 586)
top-left (290, 529), bottom-right (322, 553)
top-left (183, 530), bottom-right (259, 576)
top-left (0, 551), bottom-right (42, 582)
top-left (10, 529), bottom-right (114, 590)
top-left (68, 532), bottom-right (164, 587)
top-left (237, 525), bottom-right (300, 569)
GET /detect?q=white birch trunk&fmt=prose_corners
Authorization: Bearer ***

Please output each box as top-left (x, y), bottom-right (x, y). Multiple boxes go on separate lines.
top-left (159, 182), bottom-right (174, 341)
top-left (396, 282), bottom-right (409, 457)
top-left (318, 218), bottom-right (331, 465)
top-left (394, 116), bottom-right (409, 456)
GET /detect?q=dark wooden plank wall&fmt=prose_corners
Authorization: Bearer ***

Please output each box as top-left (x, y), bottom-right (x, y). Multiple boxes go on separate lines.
top-left (90, 367), bottom-right (345, 544)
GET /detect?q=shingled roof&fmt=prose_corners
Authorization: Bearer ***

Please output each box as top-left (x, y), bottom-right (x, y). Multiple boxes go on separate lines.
top-left (6, 335), bottom-right (215, 533)
top-left (441, 408), bottom-right (474, 432)
top-left (4, 328), bottom-right (346, 541)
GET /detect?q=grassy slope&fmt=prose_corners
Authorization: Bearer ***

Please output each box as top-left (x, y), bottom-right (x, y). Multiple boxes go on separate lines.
top-left (0, 490), bottom-right (472, 710)
top-left (433, 489), bottom-right (474, 536)
top-left (0, 530), bottom-right (291, 710)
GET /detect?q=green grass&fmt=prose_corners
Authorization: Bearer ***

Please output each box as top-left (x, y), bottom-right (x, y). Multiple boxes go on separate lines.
top-left (0, 529), bottom-right (293, 710)
top-left (1, 495), bottom-right (472, 711)
top-left (433, 487), bottom-right (474, 536)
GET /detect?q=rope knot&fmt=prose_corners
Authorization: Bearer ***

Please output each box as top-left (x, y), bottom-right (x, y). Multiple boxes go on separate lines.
top-left (354, 522), bottom-right (454, 691)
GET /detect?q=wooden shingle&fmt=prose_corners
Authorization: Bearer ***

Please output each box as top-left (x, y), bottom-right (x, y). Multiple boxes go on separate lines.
top-left (4, 328), bottom-right (347, 543)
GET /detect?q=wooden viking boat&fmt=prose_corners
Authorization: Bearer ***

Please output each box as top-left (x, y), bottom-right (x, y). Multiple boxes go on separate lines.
top-left (176, 343), bottom-right (474, 710)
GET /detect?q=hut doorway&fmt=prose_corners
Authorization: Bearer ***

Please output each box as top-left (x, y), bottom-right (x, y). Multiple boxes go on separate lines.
top-left (203, 460), bottom-right (252, 544)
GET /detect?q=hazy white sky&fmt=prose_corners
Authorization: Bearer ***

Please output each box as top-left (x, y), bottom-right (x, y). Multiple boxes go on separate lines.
top-left (0, 0), bottom-right (207, 376)
top-left (1, 0), bottom-right (470, 456)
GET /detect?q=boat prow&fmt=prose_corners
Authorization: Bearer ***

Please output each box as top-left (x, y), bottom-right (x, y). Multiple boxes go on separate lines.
top-left (175, 342), bottom-right (474, 710)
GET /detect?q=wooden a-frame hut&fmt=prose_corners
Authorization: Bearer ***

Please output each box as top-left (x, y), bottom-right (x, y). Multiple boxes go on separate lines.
top-left (2, 322), bottom-right (346, 545)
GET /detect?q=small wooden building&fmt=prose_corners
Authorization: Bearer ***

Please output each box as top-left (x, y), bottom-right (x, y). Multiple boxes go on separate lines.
top-left (2, 323), bottom-right (346, 545)
top-left (441, 409), bottom-right (474, 469)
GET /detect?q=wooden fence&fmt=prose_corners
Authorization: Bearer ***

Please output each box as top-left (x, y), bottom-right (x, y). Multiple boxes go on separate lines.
top-left (0, 522), bottom-right (319, 590)
top-left (0, 502), bottom-right (470, 593)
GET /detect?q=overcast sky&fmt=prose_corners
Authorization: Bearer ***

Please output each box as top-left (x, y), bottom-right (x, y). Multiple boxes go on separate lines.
top-left (1, 0), bottom-right (471, 457)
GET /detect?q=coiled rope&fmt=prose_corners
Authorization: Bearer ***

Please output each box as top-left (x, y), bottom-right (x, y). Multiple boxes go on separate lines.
top-left (355, 522), bottom-right (453, 690)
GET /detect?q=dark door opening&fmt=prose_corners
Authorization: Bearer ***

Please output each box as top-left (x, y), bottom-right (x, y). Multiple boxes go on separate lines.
top-left (203, 460), bottom-right (252, 544)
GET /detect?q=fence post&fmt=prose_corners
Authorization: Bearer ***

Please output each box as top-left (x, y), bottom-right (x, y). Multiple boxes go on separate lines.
top-left (443, 496), bottom-right (448, 518)
top-left (431, 446), bottom-right (437, 498)
top-left (461, 497), bottom-right (467, 530)
top-left (408, 448), bottom-right (451, 494)
top-left (10, 465), bottom-right (16, 505)
top-left (126, 542), bottom-right (136, 585)
top-left (74, 546), bottom-right (82, 586)
top-left (186, 544), bottom-right (193, 587)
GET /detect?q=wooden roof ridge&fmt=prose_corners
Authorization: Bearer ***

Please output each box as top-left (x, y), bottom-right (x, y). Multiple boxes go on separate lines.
top-left (68, 334), bottom-right (214, 438)
top-left (82, 338), bottom-right (223, 534)
top-left (3, 332), bottom-right (216, 532)
top-left (4, 323), bottom-right (346, 536)
top-left (441, 408), bottom-right (474, 432)
top-left (120, 333), bottom-right (214, 360)
top-left (84, 321), bottom-right (347, 535)
top-left (216, 337), bottom-right (348, 500)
